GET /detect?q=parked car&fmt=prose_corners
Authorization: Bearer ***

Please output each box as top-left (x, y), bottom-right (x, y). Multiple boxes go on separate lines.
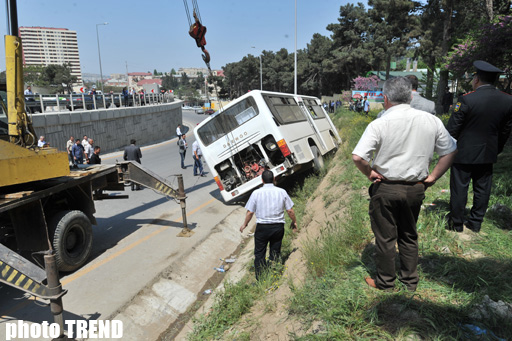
top-left (205, 109), bottom-right (215, 115)
top-left (182, 105), bottom-right (193, 110)
top-left (193, 106), bottom-right (204, 114)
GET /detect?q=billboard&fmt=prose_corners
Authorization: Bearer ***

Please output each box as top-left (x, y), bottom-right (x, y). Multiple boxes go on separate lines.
top-left (352, 90), bottom-right (384, 103)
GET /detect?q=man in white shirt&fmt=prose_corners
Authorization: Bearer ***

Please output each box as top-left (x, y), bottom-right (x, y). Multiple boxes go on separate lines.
top-left (66, 136), bottom-right (74, 165)
top-left (352, 77), bottom-right (457, 292)
top-left (84, 138), bottom-right (94, 162)
top-left (176, 124), bottom-right (183, 139)
top-left (192, 140), bottom-right (205, 176)
top-left (81, 135), bottom-right (90, 162)
top-left (240, 170), bottom-right (297, 280)
top-left (37, 135), bottom-right (49, 148)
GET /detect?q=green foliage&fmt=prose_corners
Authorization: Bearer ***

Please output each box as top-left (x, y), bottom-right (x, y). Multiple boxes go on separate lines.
top-left (24, 63), bottom-right (77, 93)
top-left (23, 65), bottom-right (45, 86)
top-left (188, 281), bottom-right (259, 340)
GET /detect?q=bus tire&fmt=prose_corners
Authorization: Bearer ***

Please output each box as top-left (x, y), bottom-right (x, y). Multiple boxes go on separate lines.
top-left (50, 210), bottom-right (93, 272)
top-left (331, 135), bottom-right (339, 151)
top-left (311, 145), bottom-right (324, 173)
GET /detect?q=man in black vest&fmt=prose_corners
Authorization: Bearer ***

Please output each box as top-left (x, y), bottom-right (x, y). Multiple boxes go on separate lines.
top-left (447, 60), bottom-right (512, 232)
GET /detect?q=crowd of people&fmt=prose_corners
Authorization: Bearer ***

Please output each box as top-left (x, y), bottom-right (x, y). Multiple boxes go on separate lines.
top-left (322, 99), bottom-right (343, 113)
top-left (66, 134), bottom-right (101, 167)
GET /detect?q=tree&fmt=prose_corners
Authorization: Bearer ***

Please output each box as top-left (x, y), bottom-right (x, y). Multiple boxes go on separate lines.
top-left (353, 75), bottom-right (380, 90)
top-left (327, 2), bottom-right (373, 90)
top-left (368, 0), bottom-right (421, 79)
top-left (298, 34), bottom-right (334, 97)
top-left (40, 63), bottom-right (77, 93)
top-left (180, 72), bottom-right (189, 86)
top-left (445, 15), bottom-right (512, 92)
top-left (23, 65), bottom-right (46, 86)
top-left (161, 73), bottom-right (179, 90)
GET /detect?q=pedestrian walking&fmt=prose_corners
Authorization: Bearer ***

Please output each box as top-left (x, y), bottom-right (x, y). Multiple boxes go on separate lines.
top-left (72, 139), bottom-right (84, 165)
top-left (363, 96), bottom-right (370, 116)
top-left (66, 136), bottom-right (74, 166)
top-left (240, 170), bottom-right (297, 280)
top-left (123, 139), bottom-right (142, 190)
top-left (178, 134), bottom-right (188, 169)
top-left (84, 138), bottom-right (94, 163)
top-left (446, 60), bottom-right (512, 233)
top-left (192, 140), bottom-right (205, 176)
top-left (122, 87), bottom-right (129, 107)
top-left (352, 77), bottom-right (457, 292)
top-left (176, 124), bottom-right (183, 139)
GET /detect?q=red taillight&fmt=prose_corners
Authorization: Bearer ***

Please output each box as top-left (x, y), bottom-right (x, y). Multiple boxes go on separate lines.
top-left (214, 176), bottom-right (224, 191)
top-left (277, 139), bottom-right (291, 157)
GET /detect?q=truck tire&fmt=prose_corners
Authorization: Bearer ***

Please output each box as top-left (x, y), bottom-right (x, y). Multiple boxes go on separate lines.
top-left (311, 145), bottom-right (324, 173)
top-left (50, 210), bottom-right (93, 272)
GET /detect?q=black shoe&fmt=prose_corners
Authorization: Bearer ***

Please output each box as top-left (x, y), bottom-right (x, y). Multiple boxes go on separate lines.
top-left (200, 173), bottom-right (206, 177)
top-left (447, 220), bottom-right (463, 232)
top-left (465, 223), bottom-right (481, 233)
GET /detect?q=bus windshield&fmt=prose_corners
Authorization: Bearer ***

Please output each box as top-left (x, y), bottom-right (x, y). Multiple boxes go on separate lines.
top-left (197, 97), bottom-right (259, 146)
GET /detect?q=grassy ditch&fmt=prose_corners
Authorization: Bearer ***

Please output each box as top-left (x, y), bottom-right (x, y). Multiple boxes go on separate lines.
top-left (290, 109), bottom-right (512, 340)
top-left (188, 108), bottom-right (512, 340)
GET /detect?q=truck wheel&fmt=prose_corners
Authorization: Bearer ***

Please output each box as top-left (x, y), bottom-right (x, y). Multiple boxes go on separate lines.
top-left (50, 210), bottom-right (93, 272)
top-left (311, 145), bottom-right (324, 173)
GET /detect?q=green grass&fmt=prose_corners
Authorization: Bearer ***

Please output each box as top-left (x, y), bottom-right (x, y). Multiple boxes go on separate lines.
top-left (187, 108), bottom-right (512, 340)
top-left (289, 108), bottom-right (512, 339)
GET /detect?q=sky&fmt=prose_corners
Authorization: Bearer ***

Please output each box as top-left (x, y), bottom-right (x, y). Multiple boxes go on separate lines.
top-left (1, 0), bottom-right (367, 76)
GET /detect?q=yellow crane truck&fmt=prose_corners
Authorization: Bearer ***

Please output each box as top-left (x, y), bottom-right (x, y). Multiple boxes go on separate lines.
top-left (1, 0), bottom-right (189, 335)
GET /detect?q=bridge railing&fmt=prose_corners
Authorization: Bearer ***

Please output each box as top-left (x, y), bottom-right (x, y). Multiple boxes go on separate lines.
top-left (24, 92), bottom-right (174, 113)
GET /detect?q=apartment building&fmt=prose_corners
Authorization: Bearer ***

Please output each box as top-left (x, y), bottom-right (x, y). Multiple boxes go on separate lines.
top-left (19, 26), bottom-right (83, 84)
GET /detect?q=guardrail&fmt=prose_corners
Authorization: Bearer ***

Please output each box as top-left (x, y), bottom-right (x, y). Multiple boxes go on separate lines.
top-left (24, 92), bottom-right (174, 113)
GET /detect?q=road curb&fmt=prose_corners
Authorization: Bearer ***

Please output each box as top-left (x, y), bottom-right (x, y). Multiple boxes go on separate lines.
top-left (86, 207), bottom-right (246, 341)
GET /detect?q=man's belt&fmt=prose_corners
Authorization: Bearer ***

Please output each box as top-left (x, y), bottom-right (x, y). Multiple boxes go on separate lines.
top-left (380, 180), bottom-right (424, 185)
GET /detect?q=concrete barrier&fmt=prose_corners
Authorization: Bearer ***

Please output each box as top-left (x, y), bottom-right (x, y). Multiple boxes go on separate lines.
top-left (27, 101), bottom-right (183, 153)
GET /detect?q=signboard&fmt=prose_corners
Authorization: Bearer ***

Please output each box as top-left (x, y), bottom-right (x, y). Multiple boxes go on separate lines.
top-left (351, 90), bottom-right (384, 103)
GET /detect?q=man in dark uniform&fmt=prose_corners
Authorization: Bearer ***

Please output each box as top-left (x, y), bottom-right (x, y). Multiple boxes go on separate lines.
top-left (447, 60), bottom-right (512, 232)
top-left (123, 139), bottom-right (142, 190)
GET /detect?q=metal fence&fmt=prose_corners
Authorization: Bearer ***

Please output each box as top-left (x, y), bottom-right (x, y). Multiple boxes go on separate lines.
top-left (24, 92), bottom-right (174, 113)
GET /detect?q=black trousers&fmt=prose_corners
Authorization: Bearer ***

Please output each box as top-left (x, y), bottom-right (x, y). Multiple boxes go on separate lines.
top-left (254, 223), bottom-right (284, 280)
top-left (369, 182), bottom-right (425, 291)
top-left (449, 163), bottom-right (493, 229)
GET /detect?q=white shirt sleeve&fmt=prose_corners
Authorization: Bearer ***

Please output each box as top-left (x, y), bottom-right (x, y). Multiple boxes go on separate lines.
top-left (352, 123), bottom-right (379, 162)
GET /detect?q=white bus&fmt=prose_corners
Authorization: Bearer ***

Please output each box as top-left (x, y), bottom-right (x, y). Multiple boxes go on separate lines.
top-left (193, 90), bottom-right (341, 202)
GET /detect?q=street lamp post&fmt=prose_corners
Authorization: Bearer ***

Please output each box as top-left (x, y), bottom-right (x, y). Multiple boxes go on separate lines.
top-left (294, 0), bottom-right (297, 95)
top-left (251, 46), bottom-right (262, 90)
top-left (96, 22), bottom-right (108, 94)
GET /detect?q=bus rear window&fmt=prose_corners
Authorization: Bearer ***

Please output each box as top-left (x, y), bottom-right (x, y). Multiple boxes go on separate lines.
top-left (197, 97), bottom-right (259, 146)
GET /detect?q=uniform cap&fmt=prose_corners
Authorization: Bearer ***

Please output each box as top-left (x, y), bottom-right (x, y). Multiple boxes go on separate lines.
top-left (473, 60), bottom-right (503, 73)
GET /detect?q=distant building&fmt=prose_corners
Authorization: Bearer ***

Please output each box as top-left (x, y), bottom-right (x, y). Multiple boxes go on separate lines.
top-left (19, 26), bottom-right (83, 84)
top-left (128, 72), bottom-right (152, 88)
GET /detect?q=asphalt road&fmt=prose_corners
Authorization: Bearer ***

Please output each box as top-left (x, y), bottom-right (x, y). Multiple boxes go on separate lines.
top-left (0, 109), bottom-right (244, 340)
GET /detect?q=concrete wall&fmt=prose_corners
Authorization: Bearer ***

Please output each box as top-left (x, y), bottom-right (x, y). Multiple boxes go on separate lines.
top-left (30, 101), bottom-right (183, 153)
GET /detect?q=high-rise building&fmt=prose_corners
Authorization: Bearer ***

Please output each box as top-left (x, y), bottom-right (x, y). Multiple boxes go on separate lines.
top-left (19, 26), bottom-right (83, 84)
